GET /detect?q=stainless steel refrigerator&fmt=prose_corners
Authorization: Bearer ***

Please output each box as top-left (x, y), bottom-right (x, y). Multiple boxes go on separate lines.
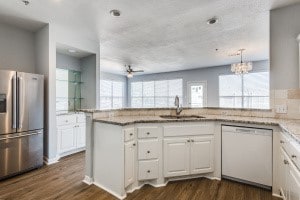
top-left (0, 70), bottom-right (44, 180)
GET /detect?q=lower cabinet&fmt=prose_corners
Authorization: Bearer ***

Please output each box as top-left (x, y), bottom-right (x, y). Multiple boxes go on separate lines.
top-left (164, 137), bottom-right (190, 177)
top-left (278, 134), bottom-right (300, 200)
top-left (124, 140), bottom-right (136, 188)
top-left (76, 124), bottom-right (86, 148)
top-left (164, 135), bottom-right (214, 177)
top-left (190, 136), bottom-right (214, 174)
top-left (57, 114), bottom-right (86, 157)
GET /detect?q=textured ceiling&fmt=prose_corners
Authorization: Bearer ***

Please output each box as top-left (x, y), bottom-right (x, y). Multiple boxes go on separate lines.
top-left (0, 0), bottom-right (299, 75)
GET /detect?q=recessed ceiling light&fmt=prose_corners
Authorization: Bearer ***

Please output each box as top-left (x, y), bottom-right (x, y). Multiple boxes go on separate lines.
top-left (207, 17), bottom-right (218, 25)
top-left (21, 0), bottom-right (30, 5)
top-left (110, 10), bottom-right (121, 17)
top-left (68, 49), bottom-right (76, 53)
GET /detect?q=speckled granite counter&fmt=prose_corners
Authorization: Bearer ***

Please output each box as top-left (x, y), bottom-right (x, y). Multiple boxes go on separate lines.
top-left (94, 115), bottom-right (300, 144)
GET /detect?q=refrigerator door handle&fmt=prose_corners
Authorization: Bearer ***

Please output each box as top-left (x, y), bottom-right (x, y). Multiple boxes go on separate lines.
top-left (0, 130), bottom-right (42, 141)
top-left (17, 76), bottom-right (23, 129)
top-left (12, 76), bottom-right (17, 129)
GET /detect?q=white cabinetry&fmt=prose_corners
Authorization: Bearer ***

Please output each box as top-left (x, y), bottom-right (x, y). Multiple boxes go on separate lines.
top-left (278, 131), bottom-right (300, 200)
top-left (124, 139), bottom-right (136, 188)
top-left (57, 113), bottom-right (86, 157)
top-left (137, 126), bottom-right (161, 181)
top-left (164, 135), bottom-right (214, 178)
top-left (164, 137), bottom-right (190, 177)
top-left (190, 136), bottom-right (214, 174)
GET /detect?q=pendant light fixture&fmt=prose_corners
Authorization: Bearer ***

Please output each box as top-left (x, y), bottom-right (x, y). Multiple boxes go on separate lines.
top-left (231, 49), bottom-right (253, 75)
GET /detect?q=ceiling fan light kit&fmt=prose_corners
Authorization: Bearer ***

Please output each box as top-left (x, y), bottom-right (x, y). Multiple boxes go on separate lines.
top-left (125, 65), bottom-right (144, 78)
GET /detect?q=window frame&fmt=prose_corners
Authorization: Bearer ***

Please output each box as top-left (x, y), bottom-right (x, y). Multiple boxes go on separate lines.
top-left (187, 81), bottom-right (207, 108)
top-left (100, 79), bottom-right (124, 110)
top-left (130, 78), bottom-right (183, 108)
top-left (219, 72), bottom-right (270, 109)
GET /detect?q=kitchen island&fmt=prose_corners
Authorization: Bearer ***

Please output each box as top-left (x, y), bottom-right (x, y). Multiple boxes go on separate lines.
top-left (81, 108), bottom-right (300, 199)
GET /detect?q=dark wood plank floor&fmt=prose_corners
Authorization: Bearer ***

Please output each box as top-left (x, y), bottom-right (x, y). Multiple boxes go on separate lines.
top-left (0, 152), bottom-right (280, 200)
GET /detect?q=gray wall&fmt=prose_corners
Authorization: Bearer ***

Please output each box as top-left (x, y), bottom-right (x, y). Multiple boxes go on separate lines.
top-left (56, 53), bottom-right (81, 71)
top-left (81, 55), bottom-right (97, 109)
top-left (100, 71), bottom-right (128, 107)
top-left (128, 60), bottom-right (269, 107)
top-left (35, 24), bottom-right (57, 160)
top-left (0, 22), bottom-right (36, 73)
top-left (270, 3), bottom-right (300, 89)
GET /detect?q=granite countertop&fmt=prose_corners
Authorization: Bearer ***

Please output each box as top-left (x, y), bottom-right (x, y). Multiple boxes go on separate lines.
top-left (93, 115), bottom-right (300, 144)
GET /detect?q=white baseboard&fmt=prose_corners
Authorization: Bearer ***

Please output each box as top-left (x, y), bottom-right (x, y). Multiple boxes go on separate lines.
top-left (205, 176), bottom-right (221, 181)
top-left (43, 155), bottom-right (60, 165)
top-left (82, 176), bottom-right (93, 185)
top-left (93, 182), bottom-right (126, 200)
top-left (272, 193), bottom-right (284, 199)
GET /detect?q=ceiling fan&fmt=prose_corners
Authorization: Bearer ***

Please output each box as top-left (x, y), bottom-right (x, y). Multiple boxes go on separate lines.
top-left (125, 65), bottom-right (144, 78)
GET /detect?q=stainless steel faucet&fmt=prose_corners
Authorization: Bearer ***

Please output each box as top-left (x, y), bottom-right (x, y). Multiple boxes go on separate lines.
top-left (174, 95), bottom-right (183, 115)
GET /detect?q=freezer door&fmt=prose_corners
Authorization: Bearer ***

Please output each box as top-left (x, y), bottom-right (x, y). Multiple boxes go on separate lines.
top-left (0, 70), bottom-right (17, 135)
top-left (17, 72), bottom-right (44, 132)
top-left (0, 130), bottom-right (43, 179)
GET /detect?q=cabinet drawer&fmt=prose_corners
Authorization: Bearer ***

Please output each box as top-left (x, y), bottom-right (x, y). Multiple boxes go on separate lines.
top-left (77, 114), bottom-right (86, 123)
top-left (137, 127), bottom-right (160, 139)
top-left (124, 128), bottom-right (135, 142)
top-left (164, 124), bottom-right (214, 137)
top-left (289, 141), bottom-right (300, 170)
top-left (138, 160), bottom-right (159, 180)
top-left (57, 115), bottom-right (76, 126)
top-left (138, 139), bottom-right (159, 160)
top-left (279, 132), bottom-right (289, 151)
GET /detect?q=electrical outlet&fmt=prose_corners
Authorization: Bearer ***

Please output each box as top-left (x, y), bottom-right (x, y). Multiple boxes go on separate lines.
top-left (275, 105), bottom-right (288, 114)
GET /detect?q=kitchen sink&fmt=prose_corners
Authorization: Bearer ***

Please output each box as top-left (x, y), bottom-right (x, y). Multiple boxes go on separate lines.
top-left (159, 115), bottom-right (205, 119)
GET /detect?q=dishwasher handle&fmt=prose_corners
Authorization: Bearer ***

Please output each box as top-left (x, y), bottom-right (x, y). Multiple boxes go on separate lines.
top-left (235, 128), bottom-right (256, 133)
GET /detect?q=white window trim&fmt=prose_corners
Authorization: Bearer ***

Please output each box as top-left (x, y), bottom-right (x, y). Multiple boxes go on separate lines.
top-left (218, 72), bottom-right (270, 109)
top-left (187, 81), bottom-right (207, 107)
top-left (130, 78), bottom-right (183, 108)
top-left (100, 79), bottom-right (125, 110)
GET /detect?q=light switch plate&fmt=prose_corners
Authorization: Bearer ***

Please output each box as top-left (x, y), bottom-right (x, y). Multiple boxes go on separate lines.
top-left (275, 105), bottom-right (288, 114)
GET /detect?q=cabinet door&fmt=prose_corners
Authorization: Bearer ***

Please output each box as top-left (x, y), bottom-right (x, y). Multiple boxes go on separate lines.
top-left (289, 162), bottom-right (300, 200)
top-left (58, 125), bottom-right (77, 153)
top-left (124, 140), bottom-right (136, 188)
top-left (280, 147), bottom-right (290, 199)
top-left (190, 136), bottom-right (214, 174)
top-left (164, 137), bottom-right (190, 177)
top-left (76, 124), bottom-right (86, 148)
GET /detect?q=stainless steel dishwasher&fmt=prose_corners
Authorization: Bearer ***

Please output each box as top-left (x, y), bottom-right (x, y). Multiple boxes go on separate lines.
top-left (222, 125), bottom-right (272, 189)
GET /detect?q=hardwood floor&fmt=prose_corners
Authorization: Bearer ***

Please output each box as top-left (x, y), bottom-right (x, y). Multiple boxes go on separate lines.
top-left (0, 152), bottom-right (280, 200)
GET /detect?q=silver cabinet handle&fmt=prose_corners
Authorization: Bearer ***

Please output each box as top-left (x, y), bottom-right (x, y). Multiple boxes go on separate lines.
top-left (130, 133), bottom-right (133, 136)
top-left (147, 170), bottom-right (151, 173)
top-left (147, 150), bottom-right (150, 154)
top-left (187, 140), bottom-right (190, 142)
top-left (133, 143), bottom-right (136, 147)
top-left (146, 132), bottom-right (150, 135)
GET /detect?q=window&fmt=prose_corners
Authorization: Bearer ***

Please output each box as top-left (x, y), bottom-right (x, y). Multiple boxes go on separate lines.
top-left (219, 72), bottom-right (269, 109)
top-left (187, 81), bottom-right (207, 107)
top-left (131, 79), bottom-right (182, 108)
top-left (100, 80), bottom-right (124, 109)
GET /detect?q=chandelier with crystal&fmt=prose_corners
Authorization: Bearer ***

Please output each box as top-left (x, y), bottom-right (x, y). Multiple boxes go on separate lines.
top-left (231, 49), bottom-right (253, 75)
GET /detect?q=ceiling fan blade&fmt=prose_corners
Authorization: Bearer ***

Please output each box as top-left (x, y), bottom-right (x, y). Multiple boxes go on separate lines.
top-left (132, 70), bottom-right (144, 73)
